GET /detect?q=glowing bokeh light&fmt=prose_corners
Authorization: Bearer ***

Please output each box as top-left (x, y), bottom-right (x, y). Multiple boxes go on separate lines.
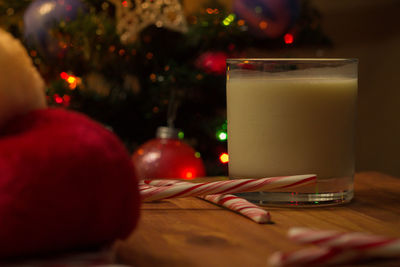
top-left (67, 76), bottom-right (76, 84)
top-left (60, 72), bottom-right (68, 79)
top-left (181, 168), bottom-right (196, 179)
top-left (217, 131), bottom-right (227, 141)
top-left (259, 21), bottom-right (268, 30)
top-left (222, 14), bottom-right (236, 26)
top-left (284, 33), bottom-right (294, 44)
top-left (219, 153), bottom-right (229, 164)
top-left (185, 171), bottom-right (193, 179)
top-left (54, 94), bottom-right (63, 104)
top-left (39, 2), bottom-right (56, 15)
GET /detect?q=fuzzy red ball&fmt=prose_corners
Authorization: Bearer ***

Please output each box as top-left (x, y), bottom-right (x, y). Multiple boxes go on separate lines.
top-left (0, 108), bottom-right (140, 258)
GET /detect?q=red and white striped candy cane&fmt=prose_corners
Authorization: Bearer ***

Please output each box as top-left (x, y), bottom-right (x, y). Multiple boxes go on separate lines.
top-left (268, 247), bottom-right (362, 267)
top-left (142, 179), bottom-right (271, 223)
top-left (288, 227), bottom-right (400, 257)
top-left (268, 228), bottom-right (400, 266)
top-left (140, 174), bottom-right (316, 202)
top-left (202, 193), bottom-right (271, 223)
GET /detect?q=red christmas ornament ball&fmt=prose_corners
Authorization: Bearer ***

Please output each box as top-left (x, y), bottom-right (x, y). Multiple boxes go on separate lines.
top-left (0, 108), bottom-right (140, 258)
top-left (196, 51), bottom-right (228, 75)
top-left (132, 127), bottom-right (206, 180)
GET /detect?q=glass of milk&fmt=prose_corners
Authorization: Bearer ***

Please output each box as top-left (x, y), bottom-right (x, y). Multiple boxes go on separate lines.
top-left (226, 58), bottom-right (358, 206)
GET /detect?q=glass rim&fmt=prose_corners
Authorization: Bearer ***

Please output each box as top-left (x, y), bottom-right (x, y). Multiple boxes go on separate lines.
top-left (226, 58), bottom-right (358, 64)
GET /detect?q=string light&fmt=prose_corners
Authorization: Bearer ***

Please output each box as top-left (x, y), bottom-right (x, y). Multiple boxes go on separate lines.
top-left (60, 72), bottom-right (68, 79)
top-left (60, 72), bottom-right (80, 90)
top-left (222, 14), bottom-right (235, 26)
top-left (254, 6), bottom-right (262, 14)
top-left (63, 95), bottom-right (71, 103)
top-left (216, 120), bottom-right (228, 141)
top-left (194, 152), bottom-right (201, 158)
top-left (101, 2), bottom-right (109, 10)
top-left (30, 50), bottom-right (37, 57)
top-left (67, 76), bottom-right (77, 89)
top-left (53, 94), bottom-right (63, 104)
top-left (6, 8), bottom-right (14, 16)
top-left (284, 33), bottom-right (294, 44)
top-left (149, 73), bottom-right (157, 82)
top-left (67, 76), bottom-right (76, 84)
top-left (206, 8), bottom-right (219, 14)
top-left (181, 168), bottom-right (196, 180)
top-left (178, 131), bottom-right (184, 139)
top-left (219, 153), bottom-right (229, 164)
top-left (222, 120), bottom-right (227, 130)
top-left (216, 130), bottom-right (227, 141)
top-left (146, 52), bottom-right (154, 60)
top-left (58, 41), bottom-right (67, 49)
top-left (259, 20), bottom-right (268, 30)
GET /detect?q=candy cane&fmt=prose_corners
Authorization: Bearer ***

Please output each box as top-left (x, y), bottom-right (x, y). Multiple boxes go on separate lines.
top-left (288, 227), bottom-right (400, 256)
top-left (140, 174), bottom-right (316, 202)
top-left (141, 179), bottom-right (271, 223)
top-left (268, 247), bottom-right (362, 267)
top-left (202, 193), bottom-right (271, 223)
top-left (268, 228), bottom-right (400, 266)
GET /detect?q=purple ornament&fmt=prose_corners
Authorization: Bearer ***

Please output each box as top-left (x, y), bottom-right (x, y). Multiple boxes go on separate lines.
top-left (233, 0), bottom-right (300, 39)
top-left (23, 0), bottom-right (85, 56)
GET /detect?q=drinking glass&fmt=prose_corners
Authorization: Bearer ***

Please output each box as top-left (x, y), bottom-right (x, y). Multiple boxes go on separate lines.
top-left (226, 58), bottom-right (358, 206)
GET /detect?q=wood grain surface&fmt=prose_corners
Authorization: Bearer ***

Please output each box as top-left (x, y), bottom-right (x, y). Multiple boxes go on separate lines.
top-left (115, 172), bottom-right (400, 267)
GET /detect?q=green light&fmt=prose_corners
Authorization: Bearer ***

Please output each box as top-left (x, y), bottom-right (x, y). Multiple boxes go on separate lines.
top-left (254, 6), bottom-right (262, 14)
top-left (194, 152), bottom-right (201, 158)
top-left (178, 131), bottom-right (184, 139)
top-left (222, 120), bottom-right (227, 130)
top-left (217, 130), bottom-right (227, 141)
top-left (222, 14), bottom-right (236, 26)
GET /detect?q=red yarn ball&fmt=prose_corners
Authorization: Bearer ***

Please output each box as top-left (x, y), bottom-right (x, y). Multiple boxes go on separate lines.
top-left (132, 137), bottom-right (206, 180)
top-left (0, 108), bottom-right (140, 258)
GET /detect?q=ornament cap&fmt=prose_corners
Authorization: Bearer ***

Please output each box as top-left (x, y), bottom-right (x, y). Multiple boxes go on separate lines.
top-left (156, 126), bottom-right (179, 139)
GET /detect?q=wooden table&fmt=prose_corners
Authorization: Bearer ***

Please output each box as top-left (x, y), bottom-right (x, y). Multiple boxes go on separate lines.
top-left (115, 172), bottom-right (400, 266)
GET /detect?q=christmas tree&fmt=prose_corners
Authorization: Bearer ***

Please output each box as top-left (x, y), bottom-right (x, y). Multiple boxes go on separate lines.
top-left (0, 0), bottom-right (330, 175)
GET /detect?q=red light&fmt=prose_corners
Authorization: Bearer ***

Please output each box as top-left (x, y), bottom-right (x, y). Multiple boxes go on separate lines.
top-left (185, 171), bottom-right (193, 179)
top-left (284, 33), bottom-right (294, 44)
top-left (60, 72), bottom-right (69, 80)
top-left (54, 94), bottom-right (63, 104)
top-left (182, 169), bottom-right (195, 180)
top-left (122, 0), bottom-right (128, 7)
top-left (219, 153), bottom-right (229, 164)
top-left (63, 94), bottom-right (71, 103)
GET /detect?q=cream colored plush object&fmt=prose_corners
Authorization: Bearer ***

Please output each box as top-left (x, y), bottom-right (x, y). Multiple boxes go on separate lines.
top-left (0, 28), bottom-right (46, 128)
